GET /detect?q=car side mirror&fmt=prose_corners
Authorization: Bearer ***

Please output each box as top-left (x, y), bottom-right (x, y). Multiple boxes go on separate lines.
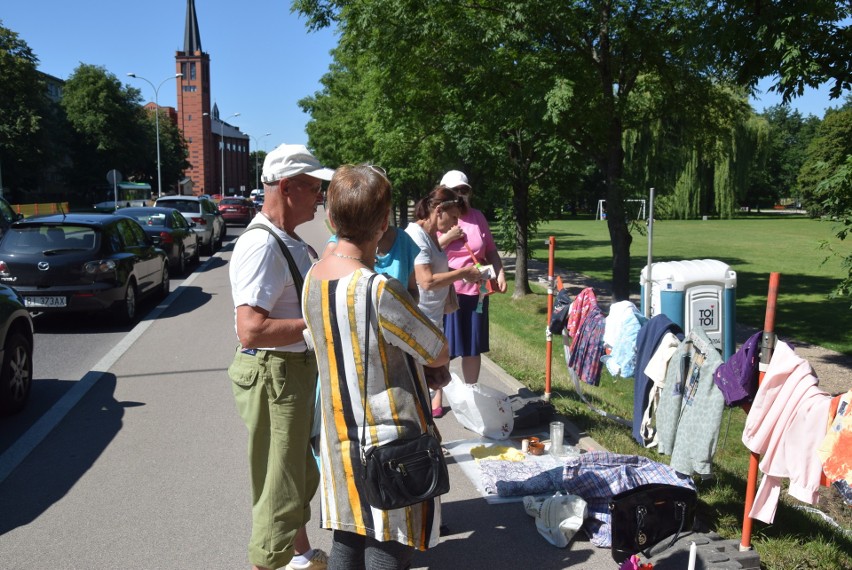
top-left (15, 213), bottom-right (23, 221)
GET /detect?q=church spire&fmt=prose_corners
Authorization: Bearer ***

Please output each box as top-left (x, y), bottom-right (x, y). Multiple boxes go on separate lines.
top-left (184, 0), bottom-right (202, 53)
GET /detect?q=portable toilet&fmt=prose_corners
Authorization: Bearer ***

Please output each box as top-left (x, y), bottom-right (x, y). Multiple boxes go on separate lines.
top-left (640, 259), bottom-right (737, 360)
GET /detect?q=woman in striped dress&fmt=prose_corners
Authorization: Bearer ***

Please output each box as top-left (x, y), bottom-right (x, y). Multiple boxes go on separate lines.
top-left (302, 165), bottom-right (451, 570)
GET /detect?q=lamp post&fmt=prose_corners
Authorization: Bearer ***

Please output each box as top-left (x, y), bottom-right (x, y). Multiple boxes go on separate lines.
top-left (220, 112), bottom-right (240, 195)
top-left (250, 132), bottom-right (272, 192)
top-left (127, 73), bottom-right (183, 198)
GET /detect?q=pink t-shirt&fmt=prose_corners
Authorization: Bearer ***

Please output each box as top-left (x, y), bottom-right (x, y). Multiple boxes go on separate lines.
top-left (441, 208), bottom-right (497, 296)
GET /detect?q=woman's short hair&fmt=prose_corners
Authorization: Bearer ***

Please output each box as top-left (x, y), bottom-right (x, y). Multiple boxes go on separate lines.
top-left (414, 185), bottom-right (467, 221)
top-left (327, 164), bottom-right (392, 243)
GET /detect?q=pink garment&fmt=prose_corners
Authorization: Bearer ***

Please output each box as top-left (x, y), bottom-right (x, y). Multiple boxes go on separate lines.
top-left (741, 340), bottom-right (832, 523)
top-left (442, 208), bottom-right (497, 296)
top-left (565, 287), bottom-right (598, 343)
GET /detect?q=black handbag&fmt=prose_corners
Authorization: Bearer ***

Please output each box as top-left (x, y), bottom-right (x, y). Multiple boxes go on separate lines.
top-left (609, 483), bottom-right (697, 564)
top-left (359, 273), bottom-right (450, 510)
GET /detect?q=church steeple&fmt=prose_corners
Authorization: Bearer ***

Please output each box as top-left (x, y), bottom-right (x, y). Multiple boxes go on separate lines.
top-left (184, 0), bottom-right (202, 54)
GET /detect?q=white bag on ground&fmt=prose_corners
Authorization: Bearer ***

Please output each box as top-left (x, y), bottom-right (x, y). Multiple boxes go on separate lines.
top-left (523, 493), bottom-right (588, 548)
top-left (443, 373), bottom-right (514, 439)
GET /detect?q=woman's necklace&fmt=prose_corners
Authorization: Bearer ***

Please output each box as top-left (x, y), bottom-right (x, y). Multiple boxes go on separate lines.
top-left (332, 252), bottom-right (367, 265)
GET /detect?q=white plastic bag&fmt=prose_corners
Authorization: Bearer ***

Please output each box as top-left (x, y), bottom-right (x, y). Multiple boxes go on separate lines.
top-left (442, 373), bottom-right (513, 439)
top-left (523, 493), bottom-right (588, 548)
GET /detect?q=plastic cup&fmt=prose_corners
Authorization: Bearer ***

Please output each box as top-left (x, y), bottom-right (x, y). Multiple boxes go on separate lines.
top-left (550, 421), bottom-right (564, 457)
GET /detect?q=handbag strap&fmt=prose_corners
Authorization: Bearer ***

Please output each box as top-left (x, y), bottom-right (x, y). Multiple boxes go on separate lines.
top-left (244, 223), bottom-right (304, 298)
top-left (359, 273), bottom-right (436, 464)
top-left (463, 242), bottom-right (482, 266)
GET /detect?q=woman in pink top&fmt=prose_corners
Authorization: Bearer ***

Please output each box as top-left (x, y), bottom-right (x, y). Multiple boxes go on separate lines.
top-left (439, 170), bottom-right (508, 386)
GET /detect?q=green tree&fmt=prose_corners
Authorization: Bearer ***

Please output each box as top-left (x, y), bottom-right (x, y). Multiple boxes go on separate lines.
top-left (748, 105), bottom-right (820, 210)
top-left (0, 21), bottom-right (49, 195)
top-left (140, 109), bottom-right (190, 196)
top-left (816, 155), bottom-right (852, 304)
top-left (797, 103), bottom-right (852, 215)
top-left (60, 64), bottom-right (150, 193)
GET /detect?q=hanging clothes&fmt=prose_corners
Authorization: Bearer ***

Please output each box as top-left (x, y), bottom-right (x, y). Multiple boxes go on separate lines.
top-left (655, 327), bottom-right (724, 477)
top-left (817, 390), bottom-right (852, 490)
top-left (566, 287), bottom-right (598, 348)
top-left (636, 331), bottom-right (681, 448)
top-left (741, 340), bottom-right (832, 524)
top-left (567, 305), bottom-right (606, 386)
top-left (713, 330), bottom-right (761, 407)
top-left (631, 315), bottom-right (684, 446)
top-left (601, 300), bottom-right (648, 378)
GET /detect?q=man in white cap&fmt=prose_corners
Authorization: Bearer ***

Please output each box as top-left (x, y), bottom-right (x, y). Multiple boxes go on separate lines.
top-left (228, 144), bottom-right (334, 570)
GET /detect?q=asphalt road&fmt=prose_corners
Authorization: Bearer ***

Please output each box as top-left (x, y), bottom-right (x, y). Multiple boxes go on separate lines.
top-left (0, 211), bottom-right (335, 569)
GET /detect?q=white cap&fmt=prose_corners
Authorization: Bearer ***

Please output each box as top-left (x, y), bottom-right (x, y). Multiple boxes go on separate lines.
top-left (261, 144), bottom-right (335, 184)
top-left (439, 170), bottom-right (470, 189)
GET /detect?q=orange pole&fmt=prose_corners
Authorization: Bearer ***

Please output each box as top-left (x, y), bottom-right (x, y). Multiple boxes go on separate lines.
top-left (544, 236), bottom-right (556, 401)
top-left (740, 272), bottom-right (780, 550)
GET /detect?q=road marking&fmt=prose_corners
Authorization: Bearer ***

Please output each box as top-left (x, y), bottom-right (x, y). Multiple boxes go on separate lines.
top-left (0, 253), bottom-right (218, 484)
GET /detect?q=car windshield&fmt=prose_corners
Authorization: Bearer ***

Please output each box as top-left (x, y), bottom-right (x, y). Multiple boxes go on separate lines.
top-left (158, 200), bottom-right (200, 214)
top-left (126, 213), bottom-right (168, 226)
top-left (1, 225), bottom-right (98, 253)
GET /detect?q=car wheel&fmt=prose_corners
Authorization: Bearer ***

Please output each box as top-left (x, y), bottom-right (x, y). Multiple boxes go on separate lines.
top-left (215, 226), bottom-right (224, 250)
top-left (207, 232), bottom-right (217, 255)
top-left (177, 245), bottom-right (186, 276)
top-left (115, 280), bottom-right (138, 324)
top-left (160, 263), bottom-right (170, 299)
top-left (0, 332), bottom-right (33, 416)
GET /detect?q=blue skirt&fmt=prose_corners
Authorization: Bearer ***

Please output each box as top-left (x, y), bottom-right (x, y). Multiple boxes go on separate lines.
top-left (444, 293), bottom-right (489, 358)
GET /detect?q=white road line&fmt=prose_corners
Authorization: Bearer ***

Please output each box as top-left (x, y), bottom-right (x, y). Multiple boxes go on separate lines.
top-left (0, 254), bottom-right (217, 484)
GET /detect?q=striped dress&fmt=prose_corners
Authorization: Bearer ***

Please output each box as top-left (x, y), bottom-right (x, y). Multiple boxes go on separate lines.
top-left (302, 267), bottom-right (447, 550)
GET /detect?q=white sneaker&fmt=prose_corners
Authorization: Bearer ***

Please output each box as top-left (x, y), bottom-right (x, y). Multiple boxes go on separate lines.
top-left (285, 549), bottom-right (328, 570)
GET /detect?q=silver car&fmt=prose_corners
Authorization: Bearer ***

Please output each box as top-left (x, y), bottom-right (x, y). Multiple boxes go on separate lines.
top-left (154, 195), bottom-right (226, 254)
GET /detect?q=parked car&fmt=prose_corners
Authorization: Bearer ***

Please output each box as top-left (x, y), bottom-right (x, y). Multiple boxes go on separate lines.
top-left (118, 207), bottom-right (200, 275)
top-left (154, 195), bottom-right (225, 254)
top-left (0, 284), bottom-right (34, 416)
top-left (0, 197), bottom-right (24, 239)
top-left (0, 213), bottom-right (169, 323)
top-left (217, 197), bottom-right (255, 226)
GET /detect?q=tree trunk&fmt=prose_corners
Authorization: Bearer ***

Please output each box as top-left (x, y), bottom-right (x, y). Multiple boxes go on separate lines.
top-left (603, 119), bottom-right (632, 301)
top-left (512, 177), bottom-right (532, 298)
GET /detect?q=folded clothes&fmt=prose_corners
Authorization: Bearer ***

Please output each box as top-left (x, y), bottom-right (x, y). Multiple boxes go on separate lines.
top-left (470, 444), bottom-right (526, 463)
top-left (479, 455), bottom-right (564, 497)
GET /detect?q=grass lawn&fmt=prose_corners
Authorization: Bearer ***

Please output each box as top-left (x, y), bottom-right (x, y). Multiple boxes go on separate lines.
top-left (532, 216), bottom-right (852, 355)
top-left (484, 215), bottom-right (852, 569)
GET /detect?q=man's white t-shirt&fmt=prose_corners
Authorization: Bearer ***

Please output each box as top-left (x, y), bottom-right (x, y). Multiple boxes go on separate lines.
top-left (230, 215), bottom-right (314, 351)
top-left (404, 222), bottom-right (449, 327)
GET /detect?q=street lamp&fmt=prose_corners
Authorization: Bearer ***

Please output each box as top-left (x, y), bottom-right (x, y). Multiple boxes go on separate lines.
top-left (127, 72), bottom-right (183, 198)
top-left (250, 132), bottom-right (272, 191)
top-left (219, 112), bottom-right (240, 195)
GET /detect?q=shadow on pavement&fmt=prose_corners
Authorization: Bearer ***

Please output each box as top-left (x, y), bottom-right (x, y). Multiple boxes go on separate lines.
top-left (0, 373), bottom-right (141, 537)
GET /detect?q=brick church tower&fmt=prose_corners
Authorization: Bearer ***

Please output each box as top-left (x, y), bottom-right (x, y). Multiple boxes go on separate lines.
top-left (175, 0), bottom-right (248, 196)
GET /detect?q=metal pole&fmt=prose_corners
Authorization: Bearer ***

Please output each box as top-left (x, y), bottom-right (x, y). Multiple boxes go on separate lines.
top-left (250, 132), bottom-right (271, 192)
top-left (740, 272), bottom-right (780, 551)
top-left (127, 73), bottom-right (182, 198)
top-left (644, 187), bottom-right (655, 317)
top-left (220, 112), bottom-right (241, 196)
top-left (544, 236), bottom-right (556, 401)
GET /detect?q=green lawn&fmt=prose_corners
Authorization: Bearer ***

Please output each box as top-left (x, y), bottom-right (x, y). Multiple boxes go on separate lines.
top-left (532, 216), bottom-right (852, 355)
top-left (484, 215), bottom-right (852, 569)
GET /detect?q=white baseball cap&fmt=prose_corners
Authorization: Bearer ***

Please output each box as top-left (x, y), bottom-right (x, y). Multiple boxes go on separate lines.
top-left (261, 144), bottom-right (335, 184)
top-left (439, 170), bottom-right (471, 189)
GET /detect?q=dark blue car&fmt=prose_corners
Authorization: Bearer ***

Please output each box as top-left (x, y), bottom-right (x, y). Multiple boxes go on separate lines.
top-left (0, 213), bottom-right (169, 323)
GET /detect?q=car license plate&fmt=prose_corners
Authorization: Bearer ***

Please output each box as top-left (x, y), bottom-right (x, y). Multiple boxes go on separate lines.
top-left (24, 296), bottom-right (67, 308)
top-left (225, 208), bottom-right (237, 212)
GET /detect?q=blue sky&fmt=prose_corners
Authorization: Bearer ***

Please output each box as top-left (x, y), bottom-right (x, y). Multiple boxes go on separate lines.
top-left (3, 1), bottom-right (846, 157)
